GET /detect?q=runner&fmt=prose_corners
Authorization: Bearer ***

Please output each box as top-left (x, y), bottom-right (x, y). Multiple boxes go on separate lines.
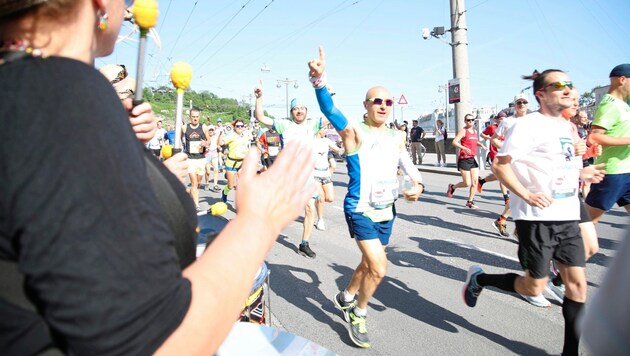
top-left (254, 82), bottom-right (324, 258)
top-left (462, 69), bottom-right (605, 356)
top-left (446, 114), bottom-right (485, 208)
top-left (308, 47), bottom-right (424, 348)
top-left (204, 126), bottom-right (221, 192)
top-left (313, 126), bottom-right (343, 231)
top-left (182, 107), bottom-right (210, 211)
top-left (218, 119), bottom-right (252, 204)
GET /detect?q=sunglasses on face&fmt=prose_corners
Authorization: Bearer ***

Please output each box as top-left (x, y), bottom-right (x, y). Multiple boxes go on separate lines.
top-left (235, 124), bottom-right (244, 128)
top-left (544, 81), bottom-right (574, 91)
top-left (111, 64), bottom-right (127, 84)
top-left (367, 98), bottom-right (394, 107)
top-left (465, 119), bottom-right (475, 122)
top-left (515, 100), bottom-right (528, 105)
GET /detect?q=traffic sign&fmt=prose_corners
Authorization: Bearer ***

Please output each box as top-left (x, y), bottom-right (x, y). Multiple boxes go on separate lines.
top-left (398, 94), bottom-right (408, 105)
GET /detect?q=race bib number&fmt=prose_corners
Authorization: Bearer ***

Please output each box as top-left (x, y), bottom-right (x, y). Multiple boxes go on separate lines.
top-left (189, 141), bottom-right (202, 154)
top-left (268, 146), bottom-right (280, 157)
top-left (551, 158), bottom-right (581, 199)
top-left (370, 179), bottom-right (399, 208)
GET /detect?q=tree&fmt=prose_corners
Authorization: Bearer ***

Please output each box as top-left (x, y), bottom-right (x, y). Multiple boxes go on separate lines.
top-left (579, 90), bottom-right (595, 108)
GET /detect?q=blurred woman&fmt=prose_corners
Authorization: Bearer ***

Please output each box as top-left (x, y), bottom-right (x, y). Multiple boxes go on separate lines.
top-left (218, 118), bottom-right (252, 204)
top-left (434, 119), bottom-right (447, 166)
top-left (0, 1), bottom-right (314, 354)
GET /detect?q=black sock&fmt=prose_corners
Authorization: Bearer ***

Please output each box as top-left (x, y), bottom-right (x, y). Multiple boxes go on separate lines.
top-left (476, 273), bottom-right (518, 293)
top-left (562, 297), bottom-right (584, 356)
top-left (553, 274), bottom-right (564, 286)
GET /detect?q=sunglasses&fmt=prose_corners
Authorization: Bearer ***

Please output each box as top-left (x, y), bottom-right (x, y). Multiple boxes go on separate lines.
top-left (465, 119), bottom-right (475, 122)
top-left (235, 124), bottom-right (245, 128)
top-left (111, 64), bottom-right (127, 84)
top-left (515, 100), bottom-right (528, 105)
top-left (544, 81), bottom-right (574, 91)
top-left (367, 98), bottom-right (394, 107)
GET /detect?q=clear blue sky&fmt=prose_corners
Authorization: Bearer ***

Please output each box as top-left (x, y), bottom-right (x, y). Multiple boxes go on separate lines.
top-left (101, 0), bottom-right (630, 122)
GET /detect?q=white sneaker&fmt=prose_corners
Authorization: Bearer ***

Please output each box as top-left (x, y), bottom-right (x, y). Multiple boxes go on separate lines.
top-left (441, 163), bottom-right (447, 167)
top-left (434, 163), bottom-right (440, 167)
top-left (545, 281), bottom-right (565, 304)
top-left (519, 293), bottom-right (551, 308)
top-left (315, 219), bottom-right (326, 231)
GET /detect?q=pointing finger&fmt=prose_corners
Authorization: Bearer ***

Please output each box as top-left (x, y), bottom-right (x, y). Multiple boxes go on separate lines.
top-left (319, 46), bottom-right (325, 62)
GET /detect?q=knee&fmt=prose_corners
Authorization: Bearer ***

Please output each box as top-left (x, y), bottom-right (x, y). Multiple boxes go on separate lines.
top-left (367, 262), bottom-right (387, 280)
top-left (564, 280), bottom-right (587, 301)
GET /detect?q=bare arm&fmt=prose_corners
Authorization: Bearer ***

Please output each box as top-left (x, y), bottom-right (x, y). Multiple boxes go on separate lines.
top-left (493, 155), bottom-right (553, 209)
top-left (588, 126), bottom-right (630, 147)
top-left (155, 143), bottom-right (316, 355)
top-left (253, 81), bottom-right (274, 128)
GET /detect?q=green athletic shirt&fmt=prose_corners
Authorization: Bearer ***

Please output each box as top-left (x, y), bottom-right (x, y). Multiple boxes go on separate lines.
top-left (593, 93), bottom-right (630, 174)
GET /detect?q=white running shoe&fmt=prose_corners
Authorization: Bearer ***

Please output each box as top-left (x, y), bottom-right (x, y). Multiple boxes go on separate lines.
top-left (315, 219), bottom-right (326, 231)
top-left (545, 281), bottom-right (565, 304)
top-left (519, 293), bottom-right (551, 308)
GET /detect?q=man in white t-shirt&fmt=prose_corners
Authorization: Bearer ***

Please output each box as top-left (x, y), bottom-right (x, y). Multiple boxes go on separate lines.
top-left (462, 70), bottom-right (605, 356)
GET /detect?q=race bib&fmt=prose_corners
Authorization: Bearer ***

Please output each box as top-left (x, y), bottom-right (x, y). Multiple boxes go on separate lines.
top-left (551, 158), bottom-right (581, 199)
top-left (369, 179), bottom-right (399, 208)
top-left (268, 146), bottom-right (280, 157)
top-left (189, 141), bottom-right (202, 154)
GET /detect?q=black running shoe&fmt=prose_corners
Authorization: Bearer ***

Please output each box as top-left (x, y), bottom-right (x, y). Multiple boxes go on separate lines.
top-left (298, 242), bottom-right (316, 259)
top-left (333, 291), bottom-right (355, 322)
top-left (348, 308), bottom-right (370, 348)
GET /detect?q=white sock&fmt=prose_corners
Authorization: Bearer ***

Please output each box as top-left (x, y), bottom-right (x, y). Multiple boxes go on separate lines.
top-left (343, 290), bottom-right (355, 302)
top-left (353, 306), bottom-right (367, 317)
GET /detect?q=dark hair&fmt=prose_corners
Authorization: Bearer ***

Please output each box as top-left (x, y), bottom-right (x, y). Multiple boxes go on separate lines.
top-left (190, 106), bottom-right (201, 114)
top-left (522, 69), bottom-right (565, 103)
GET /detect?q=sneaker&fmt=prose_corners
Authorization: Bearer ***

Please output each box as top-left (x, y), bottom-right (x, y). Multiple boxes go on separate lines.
top-left (348, 308), bottom-right (370, 348)
top-left (196, 206), bottom-right (204, 213)
top-left (441, 163), bottom-right (447, 167)
top-left (545, 281), bottom-right (565, 304)
top-left (477, 179), bottom-right (484, 193)
top-left (315, 219), bottom-right (326, 231)
top-left (466, 201), bottom-right (479, 209)
top-left (447, 184), bottom-right (455, 198)
top-left (221, 190), bottom-right (228, 203)
top-left (462, 265), bottom-right (484, 307)
top-left (298, 242), bottom-right (316, 259)
top-left (434, 163), bottom-right (441, 167)
top-left (519, 293), bottom-right (551, 308)
top-left (333, 292), bottom-right (355, 322)
top-left (492, 220), bottom-right (510, 238)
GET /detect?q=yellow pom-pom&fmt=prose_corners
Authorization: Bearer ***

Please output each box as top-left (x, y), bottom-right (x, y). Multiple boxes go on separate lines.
top-left (170, 62), bottom-right (192, 90)
top-left (133, 0), bottom-right (159, 30)
top-left (161, 144), bottom-right (173, 159)
top-left (210, 202), bottom-right (228, 216)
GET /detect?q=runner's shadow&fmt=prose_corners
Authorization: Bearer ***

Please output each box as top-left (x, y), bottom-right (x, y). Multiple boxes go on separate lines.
top-left (394, 211), bottom-right (502, 240)
top-left (330, 264), bottom-right (547, 355)
top-left (267, 263), bottom-right (354, 346)
top-left (276, 234), bottom-right (299, 254)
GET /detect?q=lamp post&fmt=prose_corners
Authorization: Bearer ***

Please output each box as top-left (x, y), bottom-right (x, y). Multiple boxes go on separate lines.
top-left (421, 0), bottom-right (472, 134)
top-left (276, 78), bottom-right (299, 119)
top-left (438, 84), bottom-right (449, 133)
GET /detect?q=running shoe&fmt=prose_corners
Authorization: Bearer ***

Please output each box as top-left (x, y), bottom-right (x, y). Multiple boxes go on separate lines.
top-left (447, 184), bottom-right (455, 198)
top-left (212, 184), bottom-right (220, 192)
top-left (298, 242), bottom-right (316, 259)
top-left (441, 163), bottom-right (447, 167)
top-left (348, 308), bottom-right (370, 348)
top-left (477, 179), bottom-right (484, 193)
top-left (434, 163), bottom-right (441, 167)
top-left (519, 293), bottom-right (551, 308)
top-left (462, 265), bottom-right (484, 307)
top-left (545, 281), bottom-right (565, 304)
top-left (466, 201), bottom-right (479, 209)
top-left (315, 219), bottom-right (326, 231)
top-left (492, 220), bottom-right (510, 238)
top-left (333, 291), bottom-right (355, 322)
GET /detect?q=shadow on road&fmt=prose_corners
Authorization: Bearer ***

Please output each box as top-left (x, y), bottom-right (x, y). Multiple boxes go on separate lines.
top-left (330, 264), bottom-right (548, 355)
top-left (267, 262), bottom-right (355, 347)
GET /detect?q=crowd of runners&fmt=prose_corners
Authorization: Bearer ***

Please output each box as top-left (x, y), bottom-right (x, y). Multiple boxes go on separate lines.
top-left (1, 0), bottom-right (629, 354)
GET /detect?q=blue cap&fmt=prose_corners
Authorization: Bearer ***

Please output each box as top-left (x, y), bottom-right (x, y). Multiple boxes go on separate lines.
top-left (290, 98), bottom-right (306, 110)
top-left (610, 63), bottom-right (630, 78)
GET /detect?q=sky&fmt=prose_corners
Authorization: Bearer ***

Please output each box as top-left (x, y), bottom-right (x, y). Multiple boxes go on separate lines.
top-left (101, 0), bottom-right (630, 122)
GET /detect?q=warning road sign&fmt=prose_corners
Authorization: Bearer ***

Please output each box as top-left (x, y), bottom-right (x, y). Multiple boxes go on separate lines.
top-left (398, 94), bottom-right (408, 105)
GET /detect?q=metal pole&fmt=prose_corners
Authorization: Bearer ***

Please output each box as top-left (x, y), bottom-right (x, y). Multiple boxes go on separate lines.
top-left (450, 0), bottom-right (472, 134)
top-left (285, 80), bottom-right (289, 119)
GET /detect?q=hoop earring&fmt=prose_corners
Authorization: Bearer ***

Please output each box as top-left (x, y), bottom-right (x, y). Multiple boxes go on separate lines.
top-left (97, 11), bottom-right (109, 31)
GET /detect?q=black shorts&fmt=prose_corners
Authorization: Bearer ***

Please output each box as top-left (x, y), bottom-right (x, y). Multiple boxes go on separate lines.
top-left (457, 157), bottom-right (478, 171)
top-left (515, 220), bottom-right (585, 279)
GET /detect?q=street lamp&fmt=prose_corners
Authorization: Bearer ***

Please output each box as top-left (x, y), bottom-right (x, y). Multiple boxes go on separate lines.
top-left (437, 84), bottom-right (450, 133)
top-left (276, 78), bottom-right (299, 119)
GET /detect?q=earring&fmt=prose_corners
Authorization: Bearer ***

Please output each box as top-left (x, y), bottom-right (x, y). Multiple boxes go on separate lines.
top-left (97, 10), bottom-right (109, 31)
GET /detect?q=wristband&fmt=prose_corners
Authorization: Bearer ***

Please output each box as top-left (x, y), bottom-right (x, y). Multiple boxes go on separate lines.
top-left (309, 71), bottom-right (327, 89)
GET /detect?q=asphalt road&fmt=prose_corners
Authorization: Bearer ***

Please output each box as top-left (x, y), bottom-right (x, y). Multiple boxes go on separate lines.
top-left (197, 156), bottom-right (627, 356)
